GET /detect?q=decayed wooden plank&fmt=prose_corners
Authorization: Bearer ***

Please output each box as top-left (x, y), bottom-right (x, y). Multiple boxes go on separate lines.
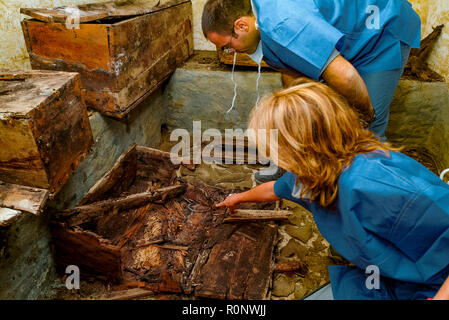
top-left (63, 185), bottom-right (186, 226)
top-left (28, 73), bottom-right (93, 195)
top-left (20, 8), bottom-right (108, 24)
top-left (109, 2), bottom-right (193, 85)
top-left (403, 24), bottom-right (445, 82)
top-left (22, 21), bottom-right (112, 71)
top-left (93, 34), bottom-right (193, 117)
top-left (20, 0), bottom-right (188, 24)
top-left (91, 288), bottom-right (155, 300)
top-left (51, 222), bottom-right (122, 282)
top-left (0, 208), bottom-right (23, 227)
top-left (0, 182), bottom-right (49, 215)
top-left (79, 144), bottom-right (138, 206)
top-left (136, 145), bottom-right (180, 184)
top-left (224, 209), bottom-right (292, 222)
top-left (244, 223), bottom-right (277, 300)
top-left (192, 223), bottom-right (277, 300)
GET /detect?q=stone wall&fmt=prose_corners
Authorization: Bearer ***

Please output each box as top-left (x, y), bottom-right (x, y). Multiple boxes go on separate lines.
top-left (165, 53), bottom-right (282, 132)
top-left (387, 80), bottom-right (449, 170)
top-left (0, 212), bottom-right (56, 299)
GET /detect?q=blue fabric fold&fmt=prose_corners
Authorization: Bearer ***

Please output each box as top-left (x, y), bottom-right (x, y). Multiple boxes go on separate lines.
top-left (253, 0), bottom-right (421, 78)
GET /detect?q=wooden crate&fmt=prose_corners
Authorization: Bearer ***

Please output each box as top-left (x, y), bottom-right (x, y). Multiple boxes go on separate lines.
top-left (0, 70), bottom-right (93, 196)
top-left (21, 0), bottom-right (194, 119)
top-left (53, 144), bottom-right (278, 299)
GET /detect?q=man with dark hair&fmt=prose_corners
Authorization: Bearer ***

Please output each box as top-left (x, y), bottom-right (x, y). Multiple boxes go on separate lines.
top-left (202, 0), bottom-right (421, 183)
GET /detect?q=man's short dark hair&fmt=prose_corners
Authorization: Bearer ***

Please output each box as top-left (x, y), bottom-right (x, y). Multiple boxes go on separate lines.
top-left (202, 0), bottom-right (253, 38)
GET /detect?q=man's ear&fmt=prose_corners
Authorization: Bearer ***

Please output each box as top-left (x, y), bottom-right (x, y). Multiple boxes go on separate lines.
top-left (234, 17), bottom-right (250, 33)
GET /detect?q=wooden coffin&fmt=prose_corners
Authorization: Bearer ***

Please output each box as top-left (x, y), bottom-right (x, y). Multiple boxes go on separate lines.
top-left (21, 0), bottom-right (194, 118)
top-left (0, 70), bottom-right (93, 198)
top-left (52, 143), bottom-right (278, 299)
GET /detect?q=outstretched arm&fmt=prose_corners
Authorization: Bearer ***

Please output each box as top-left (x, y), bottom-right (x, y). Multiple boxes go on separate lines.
top-left (322, 55), bottom-right (375, 124)
top-left (216, 181), bottom-right (281, 214)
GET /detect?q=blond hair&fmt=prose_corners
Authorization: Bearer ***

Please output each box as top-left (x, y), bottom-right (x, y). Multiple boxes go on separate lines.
top-left (249, 78), bottom-right (399, 208)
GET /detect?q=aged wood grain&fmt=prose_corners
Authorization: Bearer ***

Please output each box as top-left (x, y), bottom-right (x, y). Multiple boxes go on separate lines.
top-left (90, 288), bottom-right (155, 300)
top-left (224, 209), bottom-right (292, 222)
top-left (20, 1), bottom-right (188, 23)
top-left (79, 144), bottom-right (138, 206)
top-left (0, 70), bottom-right (93, 195)
top-left (0, 182), bottom-right (49, 215)
top-left (51, 222), bottom-right (123, 282)
top-left (192, 223), bottom-right (277, 300)
top-left (21, 1), bottom-right (194, 118)
top-left (63, 185), bottom-right (187, 226)
top-left (53, 145), bottom-right (278, 299)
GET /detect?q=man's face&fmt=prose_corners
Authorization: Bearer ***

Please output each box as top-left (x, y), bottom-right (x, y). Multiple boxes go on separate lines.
top-left (206, 17), bottom-right (260, 54)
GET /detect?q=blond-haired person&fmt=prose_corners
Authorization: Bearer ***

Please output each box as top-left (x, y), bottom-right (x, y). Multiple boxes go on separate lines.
top-left (216, 79), bottom-right (449, 300)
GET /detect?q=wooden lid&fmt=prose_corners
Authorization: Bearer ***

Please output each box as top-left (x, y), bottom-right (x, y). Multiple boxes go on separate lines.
top-left (20, 0), bottom-right (189, 24)
top-left (0, 70), bottom-right (78, 117)
top-left (0, 182), bottom-right (49, 214)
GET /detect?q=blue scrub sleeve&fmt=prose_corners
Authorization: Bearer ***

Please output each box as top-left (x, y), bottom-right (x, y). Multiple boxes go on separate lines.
top-left (262, 13), bottom-right (343, 80)
top-left (274, 172), bottom-right (311, 210)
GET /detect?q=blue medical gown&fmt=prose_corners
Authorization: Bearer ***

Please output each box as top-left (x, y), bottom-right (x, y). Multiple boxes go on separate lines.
top-left (253, 0), bottom-right (421, 80)
top-left (273, 151), bottom-right (449, 300)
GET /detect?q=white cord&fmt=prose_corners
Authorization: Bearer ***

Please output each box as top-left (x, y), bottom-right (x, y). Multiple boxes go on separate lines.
top-left (255, 61), bottom-right (262, 107)
top-left (226, 53), bottom-right (238, 120)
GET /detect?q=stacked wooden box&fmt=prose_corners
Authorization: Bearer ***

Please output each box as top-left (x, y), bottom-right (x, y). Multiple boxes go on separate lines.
top-left (21, 0), bottom-right (194, 118)
top-left (0, 70), bottom-right (93, 225)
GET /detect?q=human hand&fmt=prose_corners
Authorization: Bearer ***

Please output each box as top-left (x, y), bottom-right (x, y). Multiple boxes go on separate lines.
top-left (215, 193), bottom-right (242, 214)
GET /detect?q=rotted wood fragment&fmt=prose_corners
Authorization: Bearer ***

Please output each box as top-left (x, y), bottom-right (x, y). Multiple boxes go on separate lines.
top-left (403, 24), bottom-right (445, 82)
top-left (0, 182), bottom-right (49, 215)
top-left (224, 209), bottom-right (292, 222)
top-left (62, 185), bottom-right (186, 226)
top-left (79, 144), bottom-right (138, 206)
top-left (89, 288), bottom-right (155, 300)
top-left (51, 222), bottom-right (122, 282)
top-left (154, 244), bottom-right (188, 251)
top-left (190, 223), bottom-right (277, 300)
top-left (274, 261), bottom-right (306, 273)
